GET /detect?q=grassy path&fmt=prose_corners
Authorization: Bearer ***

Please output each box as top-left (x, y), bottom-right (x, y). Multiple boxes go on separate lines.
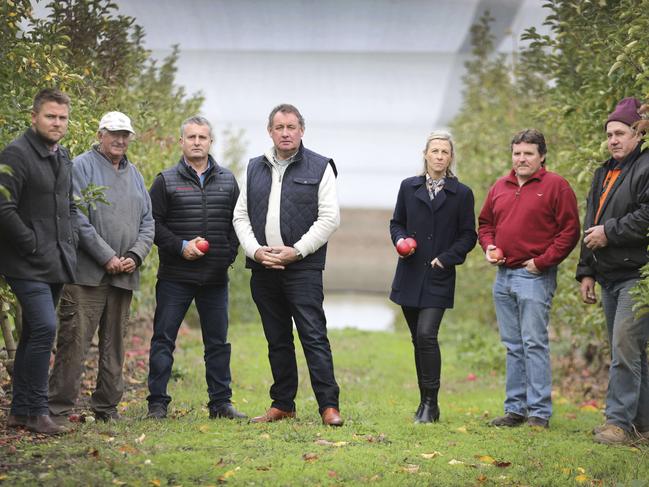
top-left (1, 319), bottom-right (648, 486)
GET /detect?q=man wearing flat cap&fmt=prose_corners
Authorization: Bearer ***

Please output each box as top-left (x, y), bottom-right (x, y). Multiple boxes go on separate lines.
top-left (577, 97), bottom-right (649, 445)
top-left (48, 111), bottom-right (154, 423)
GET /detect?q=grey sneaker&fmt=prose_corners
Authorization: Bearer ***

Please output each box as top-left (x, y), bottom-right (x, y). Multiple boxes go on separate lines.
top-left (146, 404), bottom-right (167, 420)
top-left (527, 416), bottom-right (549, 428)
top-left (594, 424), bottom-right (631, 445)
top-left (490, 412), bottom-right (526, 427)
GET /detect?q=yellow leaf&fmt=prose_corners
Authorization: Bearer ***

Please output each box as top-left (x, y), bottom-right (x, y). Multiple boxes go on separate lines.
top-left (577, 467), bottom-right (586, 474)
top-left (448, 459), bottom-right (464, 465)
top-left (579, 404), bottom-right (598, 412)
top-left (575, 474), bottom-right (589, 483)
top-left (218, 468), bottom-right (239, 481)
top-left (421, 451), bottom-right (442, 459)
top-left (149, 480), bottom-right (161, 487)
top-left (457, 426), bottom-right (468, 433)
top-left (477, 455), bottom-right (495, 463)
top-left (259, 433), bottom-right (270, 439)
top-left (0, 475), bottom-right (7, 481)
top-left (199, 425), bottom-right (210, 433)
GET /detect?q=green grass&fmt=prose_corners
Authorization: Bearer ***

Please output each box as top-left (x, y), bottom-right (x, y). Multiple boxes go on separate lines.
top-left (2, 318), bottom-right (648, 486)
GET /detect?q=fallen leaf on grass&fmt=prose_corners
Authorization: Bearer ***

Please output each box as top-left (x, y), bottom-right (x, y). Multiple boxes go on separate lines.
top-left (112, 480), bottom-right (126, 486)
top-left (327, 470), bottom-right (337, 478)
top-left (448, 459), bottom-right (465, 465)
top-left (401, 464), bottom-right (420, 473)
top-left (135, 433), bottom-right (146, 444)
top-left (0, 474), bottom-right (7, 480)
top-left (149, 480), bottom-right (161, 487)
top-left (476, 455), bottom-right (495, 463)
top-left (255, 465), bottom-right (271, 471)
top-left (199, 425), bottom-right (210, 433)
top-left (420, 451), bottom-right (442, 459)
top-left (353, 433), bottom-right (389, 444)
top-left (217, 468), bottom-right (240, 482)
top-left (302, 453), bottom-right (319, 462)
top-left (575, 474), bottom-right (589, 484)
top-left (119, 445), bottom-right (139, 455)
top-left (457, 426), bottom-right (468, 433)
top-left (477, 473), bottom-right (488, 483)
top-left (259, 433), bottom-right (270, 440)
top-left (126, 376), bottom-right (142, 385)
top-left (88, 448), bottom-right (100, 459)
top-left (561, 467), bottom-right (572, 475)
top-left (314, 439), bottom-right (348, 447)
top-left (493, 460), bottom-right (511, 468)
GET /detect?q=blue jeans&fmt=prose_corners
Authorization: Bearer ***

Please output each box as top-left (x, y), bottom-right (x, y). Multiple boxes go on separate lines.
top-left (5, 278), bottom-right (62, 416)
top-left (147, 280), bottom-right (232, 409)
top-left (493, 266), bottom-right (557, 420)
top-left (600, 278), bottom-right (649, 432)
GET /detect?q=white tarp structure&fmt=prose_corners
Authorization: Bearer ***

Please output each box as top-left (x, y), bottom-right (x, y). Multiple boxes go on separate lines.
top-left (112, 1), bottom-right (549, 207)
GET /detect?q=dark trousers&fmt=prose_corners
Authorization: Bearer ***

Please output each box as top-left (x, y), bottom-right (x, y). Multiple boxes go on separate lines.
top-left (49, 284), bottom-right (133, 416)
top-left (402, 307), bottom-right (445, 390)
top-left (147, 279), bottom-right (232, 409)
top-left (5, 277), bottom-right (62, 416)
top-left (251, 269), bottom-right (339, 414)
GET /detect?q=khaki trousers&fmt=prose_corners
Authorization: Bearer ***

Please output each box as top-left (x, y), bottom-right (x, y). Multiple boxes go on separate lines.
top-left (49, 284), bottom-right (132, 416)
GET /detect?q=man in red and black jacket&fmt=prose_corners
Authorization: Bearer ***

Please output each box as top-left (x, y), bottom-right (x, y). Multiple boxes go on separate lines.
top-left (577, 97), bottom-right (649, 445)
top-left (478, 128), bottom-right (580, 429)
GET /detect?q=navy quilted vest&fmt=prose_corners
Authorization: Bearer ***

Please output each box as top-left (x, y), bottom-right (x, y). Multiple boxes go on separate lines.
top-left (246, 144), bottom-right (336, 270)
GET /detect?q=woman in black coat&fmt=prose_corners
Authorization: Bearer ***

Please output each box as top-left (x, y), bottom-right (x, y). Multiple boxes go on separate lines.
top-left (389, 130), bottom-right (477, 423)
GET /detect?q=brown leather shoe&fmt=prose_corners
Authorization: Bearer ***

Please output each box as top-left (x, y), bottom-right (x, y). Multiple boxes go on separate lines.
top-left (321, 407), bottom-right (344, 427)
top-left (26, 415), bottom-right (68, 435)
top-left (250, 407), bottom-right (296, 423)
top-left (7, 414), bottom-right (28, 428)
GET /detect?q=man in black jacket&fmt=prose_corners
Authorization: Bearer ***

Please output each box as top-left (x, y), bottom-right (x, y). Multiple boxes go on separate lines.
top-left (577, 97), bottom-right (649, 445)
top-left (0, 88), bottom-right (76, 434)
top-left (145, 116), bottom-right (245, 420)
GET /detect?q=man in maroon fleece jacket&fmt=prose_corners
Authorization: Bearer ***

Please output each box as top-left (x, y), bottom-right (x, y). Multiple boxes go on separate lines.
top-left (478, 128), bottom-right (580, 429)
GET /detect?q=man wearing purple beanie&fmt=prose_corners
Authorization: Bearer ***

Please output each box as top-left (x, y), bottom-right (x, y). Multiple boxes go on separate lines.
top-left (576, 97), bottom-right (649, 445)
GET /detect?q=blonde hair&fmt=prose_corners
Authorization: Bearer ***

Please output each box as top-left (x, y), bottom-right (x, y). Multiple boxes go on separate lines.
top-left (422, 130), bottom-right (456, 177)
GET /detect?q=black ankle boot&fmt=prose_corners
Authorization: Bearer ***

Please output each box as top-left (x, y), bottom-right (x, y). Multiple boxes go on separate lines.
top-left (415, 388), bottom-right (439, 424)
top-left (414, 388), bottom-right (425, 420)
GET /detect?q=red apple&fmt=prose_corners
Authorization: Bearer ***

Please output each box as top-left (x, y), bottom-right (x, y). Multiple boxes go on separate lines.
top-left (404, 237), bottom-right (417, 250)
top-left (488, 247), bottom-right (504, 261)
top-left (466, 373), bottom-right (477, 381)
top-left (396, 239), bottom-right (412, 256)
top-left (196, 240), bottom-right (210, 253)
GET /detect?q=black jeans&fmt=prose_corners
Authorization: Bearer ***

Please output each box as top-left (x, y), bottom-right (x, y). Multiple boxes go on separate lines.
top-left (251, 269), bottom-right (339, 413)
top-left (147, 280), bottom-right (232, 409)
top-left (5, 277), bottom-right (62, 416)
top-left (402, 307), bottom-right (445, 390)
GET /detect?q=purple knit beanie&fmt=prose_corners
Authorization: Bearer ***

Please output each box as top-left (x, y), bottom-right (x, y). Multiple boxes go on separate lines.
top-left (606, 97), bottom-right (642, 129)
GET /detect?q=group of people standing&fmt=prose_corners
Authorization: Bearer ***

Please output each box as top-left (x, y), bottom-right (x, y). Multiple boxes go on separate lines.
top-left (0, 89), bottom-right (342, 434)
top-left (0, 89), bottom-right (647, 447)
top-left (390, 97), bottom-right (649, 445)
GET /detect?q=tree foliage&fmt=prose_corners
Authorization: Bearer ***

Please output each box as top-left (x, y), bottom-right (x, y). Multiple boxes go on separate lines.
top-left (0, 0), bottom-right (208, 324)
top-left (452, 0), bottom-right (649, 368)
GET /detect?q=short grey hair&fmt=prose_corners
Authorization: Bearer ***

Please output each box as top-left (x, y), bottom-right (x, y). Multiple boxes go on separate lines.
top-left (180, 116), bottom-right (213, 138)
top-left (267, 104), bottom-right (305, 130)
top-left (422, 130), bottom-right (456, 177)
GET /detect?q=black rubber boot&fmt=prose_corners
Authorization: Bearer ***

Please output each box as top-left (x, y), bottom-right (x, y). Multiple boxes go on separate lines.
top-left (415, 388), bottom-right (439, 424)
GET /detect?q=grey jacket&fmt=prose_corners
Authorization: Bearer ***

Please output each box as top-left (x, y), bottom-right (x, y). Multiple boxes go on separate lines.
top-left (74, 147), bottom-right (154, 290)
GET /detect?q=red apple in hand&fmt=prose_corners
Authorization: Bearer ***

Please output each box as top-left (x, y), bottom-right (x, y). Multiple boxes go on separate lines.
top-left (396, 239), bottom-right (412, 256)
top-left (488, 247), bottom-right (504, 261)
top-left (196, 240), bottom-right (210, 253)
top-left (404, 237), bottom-right (417, 250)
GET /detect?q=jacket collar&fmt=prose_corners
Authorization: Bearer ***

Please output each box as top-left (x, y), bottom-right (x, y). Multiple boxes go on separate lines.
top-left (25, 128), bottom-right (59, 158)
top-left (177, 154), bottom-right (219, 182)
top-left (605, 142), bottom-right (643, 170)
top-left (408, 174), bottom-right (459, 194)
top-left (505, 166), bottom-right (547, 185)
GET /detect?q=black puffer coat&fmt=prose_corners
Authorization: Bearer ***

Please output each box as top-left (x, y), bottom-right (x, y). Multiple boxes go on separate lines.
top-left (149, 157), bottom-right (239, 285)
